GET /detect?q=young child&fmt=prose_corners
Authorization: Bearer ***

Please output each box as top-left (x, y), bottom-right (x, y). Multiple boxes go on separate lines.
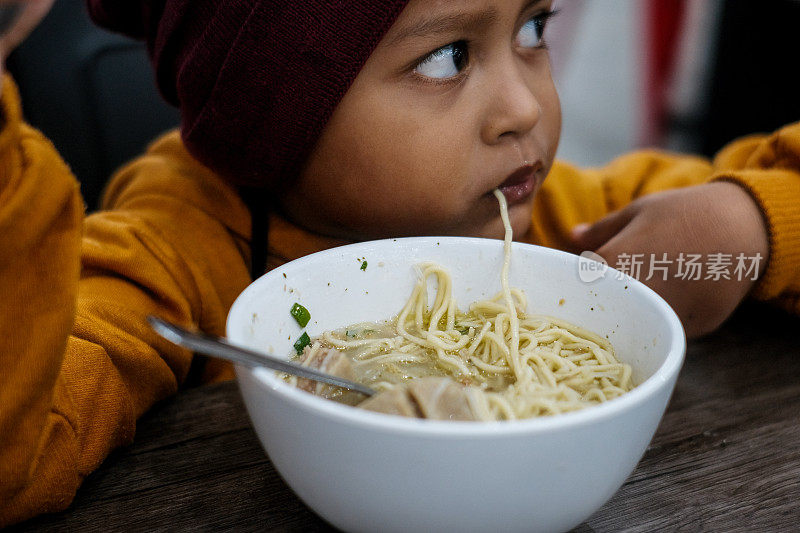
top-left (1, 0), bottom-right (798, 525)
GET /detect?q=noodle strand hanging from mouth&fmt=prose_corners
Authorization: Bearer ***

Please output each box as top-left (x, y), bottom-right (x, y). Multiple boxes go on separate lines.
top-left (493, 189), bottom-right (524, 383)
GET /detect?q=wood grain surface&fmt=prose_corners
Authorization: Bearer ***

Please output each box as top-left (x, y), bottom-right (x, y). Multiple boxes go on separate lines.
top-left (11, 303), bottom-right (800, 532)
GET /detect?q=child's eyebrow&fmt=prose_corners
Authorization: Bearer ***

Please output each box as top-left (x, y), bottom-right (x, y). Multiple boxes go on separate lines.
top-left (388, 0), bottom-right (547, 46)
top-left (388, 8), bottom-right (500, 45)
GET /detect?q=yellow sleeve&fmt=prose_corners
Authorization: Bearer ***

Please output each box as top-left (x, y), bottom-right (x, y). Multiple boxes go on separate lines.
top-left (0, 75), bottom-right (84, 524)
top-left (528, 121), bottom-right (800, 314)
top-left (0, 73), bottom-right (254, 525)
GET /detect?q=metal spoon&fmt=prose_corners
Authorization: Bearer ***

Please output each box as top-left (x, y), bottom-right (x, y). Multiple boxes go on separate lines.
top-left (148, 316), bottom-right (375, 396)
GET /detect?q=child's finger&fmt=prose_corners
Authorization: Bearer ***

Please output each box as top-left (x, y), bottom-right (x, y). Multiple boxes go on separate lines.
top-left (570, 205), bottom-right (637, 252)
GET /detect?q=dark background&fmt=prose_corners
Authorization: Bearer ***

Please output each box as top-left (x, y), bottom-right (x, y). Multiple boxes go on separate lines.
top-left (7, 0), bottom-right (179, 211)
top-left (698, 0), bottom-right (800, 157)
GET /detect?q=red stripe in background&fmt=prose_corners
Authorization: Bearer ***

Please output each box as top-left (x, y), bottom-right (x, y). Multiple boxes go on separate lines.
top-left (644, 0), bottom-right (686, 145)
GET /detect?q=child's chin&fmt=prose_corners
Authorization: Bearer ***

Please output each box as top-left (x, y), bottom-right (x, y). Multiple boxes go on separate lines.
top-left (507, 201), bottom-right (535, 236)
top-left (472, 216), bottom-right (531, 241)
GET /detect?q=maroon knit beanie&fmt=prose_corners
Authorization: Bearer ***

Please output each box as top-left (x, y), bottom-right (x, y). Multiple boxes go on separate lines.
top-left (86, 0), bottom-right (411, 189)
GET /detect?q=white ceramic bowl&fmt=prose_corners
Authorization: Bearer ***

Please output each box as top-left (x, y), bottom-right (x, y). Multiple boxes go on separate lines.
top-left (227, 237), bottom-right (685, 533)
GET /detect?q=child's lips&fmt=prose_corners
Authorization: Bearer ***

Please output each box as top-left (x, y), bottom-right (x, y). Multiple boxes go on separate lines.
top-left (496, 164), bottom-right (540, 205)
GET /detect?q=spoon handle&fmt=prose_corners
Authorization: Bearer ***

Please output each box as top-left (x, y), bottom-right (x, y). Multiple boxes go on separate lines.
top-left (148, 316), bottom-right (375, 396)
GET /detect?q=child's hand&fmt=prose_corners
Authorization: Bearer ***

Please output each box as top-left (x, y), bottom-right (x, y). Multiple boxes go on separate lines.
top-left (570, 181), bottom-right (770, 338)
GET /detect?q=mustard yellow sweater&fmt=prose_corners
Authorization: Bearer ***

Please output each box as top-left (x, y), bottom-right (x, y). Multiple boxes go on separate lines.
top-left (1, 74), bottom-right (799, 525)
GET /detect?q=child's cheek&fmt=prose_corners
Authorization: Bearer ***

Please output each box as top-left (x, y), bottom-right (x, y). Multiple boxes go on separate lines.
top-left (355, 113), bottom-right (470, 198)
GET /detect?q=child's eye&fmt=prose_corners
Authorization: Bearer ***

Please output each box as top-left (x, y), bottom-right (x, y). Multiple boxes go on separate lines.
top-left (516, 11), bottom-right (554, 49)
top-left (414, 41), bottom-right (469, 80)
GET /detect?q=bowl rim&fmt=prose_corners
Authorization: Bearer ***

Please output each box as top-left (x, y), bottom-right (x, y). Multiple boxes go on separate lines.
top-left (229, 237), bottom-right (686, 437)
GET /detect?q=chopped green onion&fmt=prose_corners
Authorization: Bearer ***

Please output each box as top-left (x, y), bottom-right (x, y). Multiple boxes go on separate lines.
top-left (360, 260), bottom-right (368, 271)
top-left (290, 302), bottom-right (311, 327)
top-left (293, 332), bottom-right (310, 354)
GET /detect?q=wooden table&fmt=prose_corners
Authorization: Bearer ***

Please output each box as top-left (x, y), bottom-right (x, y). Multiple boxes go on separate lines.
top-left (12, 303), bottom-right (800, 532)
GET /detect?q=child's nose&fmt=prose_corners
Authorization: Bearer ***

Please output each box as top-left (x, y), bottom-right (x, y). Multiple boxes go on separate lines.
top-left (480, 61), bottom-right (542, 145)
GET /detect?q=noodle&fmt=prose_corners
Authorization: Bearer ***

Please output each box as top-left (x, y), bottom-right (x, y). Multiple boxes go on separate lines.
top-left (295, 190), bottom-right (634, 420)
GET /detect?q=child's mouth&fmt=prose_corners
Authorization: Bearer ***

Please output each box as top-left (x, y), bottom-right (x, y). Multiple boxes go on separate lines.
top-left (497, 164), bottom-right (539, 205)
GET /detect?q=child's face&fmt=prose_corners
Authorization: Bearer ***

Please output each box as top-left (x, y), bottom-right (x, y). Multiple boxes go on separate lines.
top-left (282, 0), bottom-right (560, 241)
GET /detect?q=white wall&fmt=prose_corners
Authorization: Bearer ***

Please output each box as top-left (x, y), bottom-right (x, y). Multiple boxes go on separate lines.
top-left (547, 0), bottom-right (721, 167)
